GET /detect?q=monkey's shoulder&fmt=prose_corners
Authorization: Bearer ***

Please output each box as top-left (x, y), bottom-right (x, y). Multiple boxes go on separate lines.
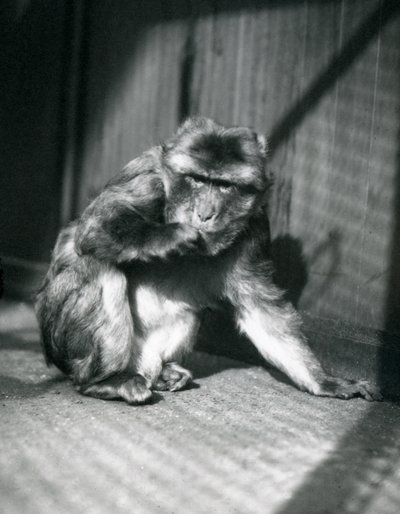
top-left (106, 146), bottom-right (163, 189)
top-left (81, 147), bottom-right (165, 224)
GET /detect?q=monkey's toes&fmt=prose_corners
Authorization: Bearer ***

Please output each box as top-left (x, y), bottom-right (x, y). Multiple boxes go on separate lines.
top-left (119, 375), bottom-right (153, 405)
top-left (318, 377), bottom-right (382, 401)
top-left (78, 373), bottom-right (152, 405)
top-left (351, 380), bottom-right (382, 401)
top-left (154, 362), bottom-right (192, 392)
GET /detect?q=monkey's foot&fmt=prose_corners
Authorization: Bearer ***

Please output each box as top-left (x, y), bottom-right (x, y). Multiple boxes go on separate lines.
top-left (78, 373), bottom-right (153, 405)
top-left (153, 362), bottom-right (192, 392)
top-left (316, 377), bottom-right (382, 401)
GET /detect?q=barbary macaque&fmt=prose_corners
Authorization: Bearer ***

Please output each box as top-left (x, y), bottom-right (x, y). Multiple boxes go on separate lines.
top-left (35, 117), bottom-right (381, 404)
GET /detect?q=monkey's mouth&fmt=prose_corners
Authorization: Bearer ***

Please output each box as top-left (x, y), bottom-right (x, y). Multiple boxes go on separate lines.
top-left (185, 219), bottom-right (217, 234)
top-left (197, 226), bottom-right (218, 235)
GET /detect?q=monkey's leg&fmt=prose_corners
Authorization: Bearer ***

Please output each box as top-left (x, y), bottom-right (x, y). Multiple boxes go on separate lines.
top-left (237, 301), bottom-right (381, 400)
top-left (41, 262), bottom-right (152, 405)
top-left (137, 317), bottom-right (198, 391)
top-left (74, 268), bottom-right (154, 405)
top-left (134, 291), bottom-right (200, 391)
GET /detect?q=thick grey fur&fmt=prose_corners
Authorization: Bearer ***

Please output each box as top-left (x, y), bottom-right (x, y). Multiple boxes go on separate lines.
top-left (35, 117), bottom-right (381, 404)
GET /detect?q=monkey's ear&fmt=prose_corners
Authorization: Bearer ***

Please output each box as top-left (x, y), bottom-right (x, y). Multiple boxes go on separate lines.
top-left (256, 134), bottom-right (269, 157)
top-left (177, 116), bottom-right (216, 135)
top-left (162, 140), bottom-right (175, 153)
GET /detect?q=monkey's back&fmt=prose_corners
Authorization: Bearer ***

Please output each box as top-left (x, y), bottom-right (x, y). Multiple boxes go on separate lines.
top-left (35, 226), bottom-right (133, 382)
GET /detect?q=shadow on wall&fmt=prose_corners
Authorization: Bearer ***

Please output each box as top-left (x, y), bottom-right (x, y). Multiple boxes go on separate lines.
top-left (274, 2), bottom-right (400, 513)
top-left (267, 0), bottom-right (399, 156)
top-left (271, 235), bottom-right (308, 308)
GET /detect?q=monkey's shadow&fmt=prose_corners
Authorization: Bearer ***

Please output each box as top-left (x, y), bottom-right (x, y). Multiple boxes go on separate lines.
top-left (193, 235), bottom-right (308, 385)
top-left (185, 348), bottom-right (294, 391)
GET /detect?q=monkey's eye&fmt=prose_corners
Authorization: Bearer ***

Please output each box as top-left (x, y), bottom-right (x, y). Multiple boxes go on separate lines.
top-left (217, 182), bottom-right (234, 193)
top-left (186, 175), bottom-right (204, 187)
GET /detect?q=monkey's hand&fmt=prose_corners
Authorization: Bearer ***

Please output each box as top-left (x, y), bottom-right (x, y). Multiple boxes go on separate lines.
top-left (315, 376), bottom-right (382, 401)
top-left (161, 223), bottom-right (205, 257)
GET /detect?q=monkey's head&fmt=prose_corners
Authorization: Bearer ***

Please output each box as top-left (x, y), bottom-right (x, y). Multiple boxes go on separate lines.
top-left (162, 117), bottom-right (268, 255)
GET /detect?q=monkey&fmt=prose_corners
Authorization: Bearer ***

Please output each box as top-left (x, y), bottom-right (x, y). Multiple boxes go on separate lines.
top-left (35, 117), bottom-right (381, 404)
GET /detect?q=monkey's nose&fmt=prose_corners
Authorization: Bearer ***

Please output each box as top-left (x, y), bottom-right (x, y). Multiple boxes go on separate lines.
top-left (196, 210), bottom-right (216, 224)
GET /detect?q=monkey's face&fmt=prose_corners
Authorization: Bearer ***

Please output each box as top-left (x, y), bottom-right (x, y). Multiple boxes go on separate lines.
top-left (162, 117), bottom-right (268, 255)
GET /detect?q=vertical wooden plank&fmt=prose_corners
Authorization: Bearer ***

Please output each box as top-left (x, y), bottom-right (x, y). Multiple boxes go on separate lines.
top-left (325, 1), bottom-right (383, 324)
top-left (286, 1), bottom-right (382, 325)
top-left (76, 0), bottom-right (192, 211)
top-left (355, 10), bottom-right (400, 331)
top-left (60, 1), bottom-right (86, 226)
top-left (0, 0), bottom-right (67, 264)
top-left (190, 1), bottom-right (309, 237)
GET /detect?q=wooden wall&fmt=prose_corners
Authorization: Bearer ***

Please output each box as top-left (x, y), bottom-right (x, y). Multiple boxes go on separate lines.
top-left (2, 0), bottom-right (399, 340)
top-left (0, 1), bottom-right (69, 262)
top-left (72, 0), bottom-right (400, 335)
top-left (0, 0), bottom-right (68, 293)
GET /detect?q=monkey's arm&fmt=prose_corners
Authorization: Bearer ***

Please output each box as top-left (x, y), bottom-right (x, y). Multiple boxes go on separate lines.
top-left (226, 222), bottom-right (382, 400)
top-left (74, 149), bottom-right (200, 263)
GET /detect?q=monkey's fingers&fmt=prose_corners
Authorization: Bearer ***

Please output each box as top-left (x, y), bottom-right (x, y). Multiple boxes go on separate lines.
top-left (354, 379), bottom-right (383, 401)
top-left (167, 223), bottom-right (205, 256)
top-left (316, 377), bottom-right (383, 401)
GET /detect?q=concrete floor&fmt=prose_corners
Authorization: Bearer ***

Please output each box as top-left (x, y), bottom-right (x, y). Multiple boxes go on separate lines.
top-left (1, 300), bottom-right (400, 514)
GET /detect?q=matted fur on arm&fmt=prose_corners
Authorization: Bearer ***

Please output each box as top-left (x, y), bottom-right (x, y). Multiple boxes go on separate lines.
top-left (74, 148), bottom-right (200, 263)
